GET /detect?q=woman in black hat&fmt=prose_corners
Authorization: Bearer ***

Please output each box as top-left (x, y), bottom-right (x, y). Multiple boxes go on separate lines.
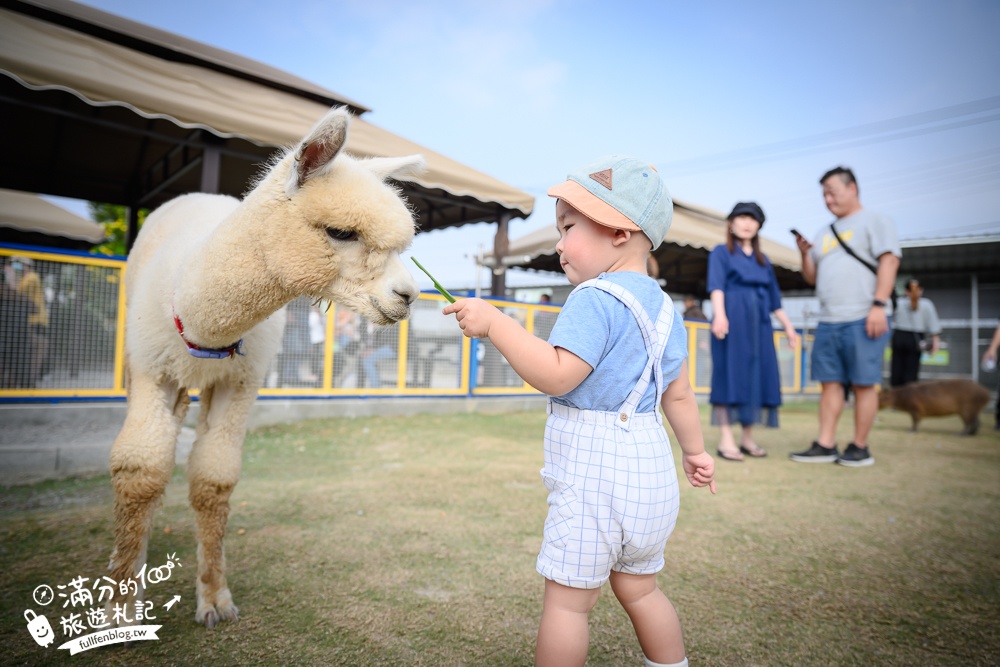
top-left (708, 203), bottom-right (799, 461)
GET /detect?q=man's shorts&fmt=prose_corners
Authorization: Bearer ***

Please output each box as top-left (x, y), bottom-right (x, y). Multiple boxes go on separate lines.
top-left (536, 403), bottom-right (679, 589)
top-left (811, 318), bottom-right (890, 387)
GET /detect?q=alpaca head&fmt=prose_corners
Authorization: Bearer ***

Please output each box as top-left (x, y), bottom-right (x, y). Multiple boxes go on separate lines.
top-left (251, 106), bottom-right (425, 325)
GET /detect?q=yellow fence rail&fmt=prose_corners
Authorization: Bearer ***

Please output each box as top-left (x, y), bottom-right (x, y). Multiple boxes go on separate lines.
top-left (1, 246), bottom-right (817, 401)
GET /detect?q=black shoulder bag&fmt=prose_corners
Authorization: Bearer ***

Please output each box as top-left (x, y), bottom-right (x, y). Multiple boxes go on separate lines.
top-left (829, 223), bottom-right (897, 309)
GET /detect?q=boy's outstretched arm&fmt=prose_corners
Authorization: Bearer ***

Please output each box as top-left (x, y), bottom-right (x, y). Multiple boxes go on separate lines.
top-left (660, 360), bottom-right (716, 494)
top-left (443, 298), bottom-right (591, 396)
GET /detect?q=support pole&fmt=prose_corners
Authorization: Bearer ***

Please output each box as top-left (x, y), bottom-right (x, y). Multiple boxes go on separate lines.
top-left (125, 205), bottom-right (140, 254)
top-left (490, 212), bottom-right (511, 297)
top-left (200, 143), bottom-right (222, 194)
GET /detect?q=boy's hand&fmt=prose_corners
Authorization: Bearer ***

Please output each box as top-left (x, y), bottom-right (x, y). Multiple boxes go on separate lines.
top-left (443, 298), bottom-right (502, 339)
top-left (682, 451), bottom-right (717, 494)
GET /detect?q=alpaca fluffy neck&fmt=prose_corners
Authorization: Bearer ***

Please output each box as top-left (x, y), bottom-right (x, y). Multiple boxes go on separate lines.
top-left (172, 198), bottom-right (293, 348)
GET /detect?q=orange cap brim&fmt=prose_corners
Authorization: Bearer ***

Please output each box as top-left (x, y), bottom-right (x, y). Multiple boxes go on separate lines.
top-left (547, 180), bottom-right (642, 233)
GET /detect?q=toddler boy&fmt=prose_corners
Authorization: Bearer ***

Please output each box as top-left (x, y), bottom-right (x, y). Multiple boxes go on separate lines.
top-left (444, 156), bottom-right (715, 667)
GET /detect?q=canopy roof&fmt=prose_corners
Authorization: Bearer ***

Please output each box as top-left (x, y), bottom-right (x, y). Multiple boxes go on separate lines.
top-left (899, 233), bottom-right (1000, 279)
top-left (487, 200), bottom-right (808, 295)
top-left (0, 188), bottom-right (105, 249)
top-left (0, 0), bottom-right (533, 234)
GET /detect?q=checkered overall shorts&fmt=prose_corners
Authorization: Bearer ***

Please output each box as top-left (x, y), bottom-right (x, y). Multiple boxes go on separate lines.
top-left (536, 278), bottom-right (680, 589)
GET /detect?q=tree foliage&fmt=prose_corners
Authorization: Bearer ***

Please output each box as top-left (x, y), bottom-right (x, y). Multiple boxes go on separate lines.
top-left (89, 202), bottom-right (148, 257)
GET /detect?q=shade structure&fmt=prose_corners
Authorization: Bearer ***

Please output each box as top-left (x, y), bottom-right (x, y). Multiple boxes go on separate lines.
top-left (486, 199), bottom-right (808, 295)
top-left (0, 0), bottom-right (533, 236)
top-left (0, 188), bottom-right (105, 250)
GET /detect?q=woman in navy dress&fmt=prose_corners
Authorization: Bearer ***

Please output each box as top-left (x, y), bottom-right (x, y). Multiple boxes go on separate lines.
top-left (708, 202), bottom-right (799, 461)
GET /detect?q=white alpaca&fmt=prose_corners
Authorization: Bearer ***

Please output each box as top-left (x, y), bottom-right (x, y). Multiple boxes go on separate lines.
top-left (108, 107), bottom-right (424, 628)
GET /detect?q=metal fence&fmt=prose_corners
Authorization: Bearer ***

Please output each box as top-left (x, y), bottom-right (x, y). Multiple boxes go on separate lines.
top-left (1, 247), bottom-right (124, 397)
top-left (684, 321), bottom-right (812, 395)
top-left (12, 245), bottom-right (995, 403)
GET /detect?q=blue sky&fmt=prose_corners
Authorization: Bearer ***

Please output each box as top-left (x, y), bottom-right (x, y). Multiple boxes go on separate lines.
top-left (65, 0), bottom-right (1000, 291)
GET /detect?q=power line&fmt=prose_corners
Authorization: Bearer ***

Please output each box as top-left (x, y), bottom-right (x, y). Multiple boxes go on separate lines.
top-left (658, 95), bottom-right (1000, 175)
top-left (705, 146), bottom-right (1000, 210)
top-left (663, 113), bottom-right (1000, 176)
top-left (873, 176), bottom-right (1000, 208)
top-left (871, 161), bottom-right (1000, 195)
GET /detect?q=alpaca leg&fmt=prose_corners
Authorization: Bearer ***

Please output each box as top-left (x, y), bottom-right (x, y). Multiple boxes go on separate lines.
top-left (187, 382), bottom-right (256, 628)
top-left (108, 372), bottom-right (189, 623)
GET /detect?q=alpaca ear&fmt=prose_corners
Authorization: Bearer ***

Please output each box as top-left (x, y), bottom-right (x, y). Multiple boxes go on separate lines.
top-left (365, 155), bottom-right (428, 182)
top-left (287, 107), bottom-right (351, 194)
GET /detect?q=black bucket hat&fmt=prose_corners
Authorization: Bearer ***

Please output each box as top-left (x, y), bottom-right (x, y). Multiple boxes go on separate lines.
top-left (727, 202), bottom-right (765, 226)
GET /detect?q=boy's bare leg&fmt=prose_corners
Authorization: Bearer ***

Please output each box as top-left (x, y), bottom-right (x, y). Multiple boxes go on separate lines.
top-left (535, 579), bottom-right (600, 667)
top-left (609, 571), bottom-right (686, 665)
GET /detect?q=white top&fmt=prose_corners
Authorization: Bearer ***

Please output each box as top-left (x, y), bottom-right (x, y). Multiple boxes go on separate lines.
top-left (894, 297), bottom-right (941, 335)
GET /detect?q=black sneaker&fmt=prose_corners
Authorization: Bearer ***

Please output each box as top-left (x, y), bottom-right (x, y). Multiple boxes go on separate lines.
top-left (789, 441), bottom-right (839, 463)
top-left (836, 443), bottom-right (874, 467)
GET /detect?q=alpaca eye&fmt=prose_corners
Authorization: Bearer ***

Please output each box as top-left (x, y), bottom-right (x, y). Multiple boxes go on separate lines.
top-left (325, 227), bottom-right (357, 242)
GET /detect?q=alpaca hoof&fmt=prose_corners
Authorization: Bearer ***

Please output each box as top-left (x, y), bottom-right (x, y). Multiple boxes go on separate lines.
top-left (197, 607), bottom-right (218, 630)
top-left (195, 600), bottom-right (239, 629)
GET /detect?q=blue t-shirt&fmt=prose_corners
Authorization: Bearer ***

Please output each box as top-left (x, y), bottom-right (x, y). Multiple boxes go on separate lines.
top-left (548, 271), bottom-right (687, 413)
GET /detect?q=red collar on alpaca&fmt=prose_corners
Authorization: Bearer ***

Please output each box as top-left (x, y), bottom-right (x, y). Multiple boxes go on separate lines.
top-left (172, 309), bottom-right (244, 359)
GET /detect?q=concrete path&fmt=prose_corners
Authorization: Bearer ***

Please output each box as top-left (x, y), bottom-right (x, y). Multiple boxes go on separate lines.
top-left (0, 403), bottom-right (194, 486)
top-left (0, 396), bottom-right (546, 486)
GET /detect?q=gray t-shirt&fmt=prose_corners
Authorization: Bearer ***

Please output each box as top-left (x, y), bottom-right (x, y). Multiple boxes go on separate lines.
top-left (810, 208), bottom-right (901, 323)
top-left (894, 297), bottom-right (942, 335)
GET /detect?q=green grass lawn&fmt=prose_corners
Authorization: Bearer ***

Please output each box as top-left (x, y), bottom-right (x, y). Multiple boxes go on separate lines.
top-left (2, 404), bottom-right (998, 666)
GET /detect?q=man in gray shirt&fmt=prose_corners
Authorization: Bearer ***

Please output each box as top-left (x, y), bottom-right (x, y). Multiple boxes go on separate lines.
top-left (891, 278), bottom-right (942, 386)
top-left (790, 167), bottom-right (901, 467)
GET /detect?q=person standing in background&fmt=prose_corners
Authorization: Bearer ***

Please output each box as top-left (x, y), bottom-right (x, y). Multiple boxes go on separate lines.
top-left (11, 257), bottom-right (48, 387)
top-left (790, 167), bottom-right (900, 467)
top-left (890, 278), bottom-right (941, 386)
top-left (279, 297), bottom-right (313, 385)
top-left (708, 202), bottom-right (798, 461)
top-left (682, 294), bottom-right (706, 321)
top-left (981, 320), bottom-right (1000, 431)
top-left (1, 257), bottom-right (33, 388)
top-left (307, 304), bottom-right (327, 384)
top-left (360, 320), bottom-right (396, 388)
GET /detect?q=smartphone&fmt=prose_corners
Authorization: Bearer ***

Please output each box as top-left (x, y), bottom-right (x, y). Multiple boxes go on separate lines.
top-left (790, 228), bottom-right (804, 239)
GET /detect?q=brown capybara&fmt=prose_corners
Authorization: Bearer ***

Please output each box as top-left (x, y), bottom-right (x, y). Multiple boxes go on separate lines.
top-left (879, 378), bottom-right (990, 434)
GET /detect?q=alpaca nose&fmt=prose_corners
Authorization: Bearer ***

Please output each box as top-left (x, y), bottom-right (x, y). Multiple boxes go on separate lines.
top-left (395, 287), bottom-right (417, 305)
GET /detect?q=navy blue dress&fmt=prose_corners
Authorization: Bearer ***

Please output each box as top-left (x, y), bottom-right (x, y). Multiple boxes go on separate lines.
top-left (707, 245), bottom-right (783, 427)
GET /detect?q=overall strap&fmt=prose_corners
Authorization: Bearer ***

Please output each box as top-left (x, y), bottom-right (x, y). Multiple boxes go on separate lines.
top-left (569, 278), bottom-right (675, 429)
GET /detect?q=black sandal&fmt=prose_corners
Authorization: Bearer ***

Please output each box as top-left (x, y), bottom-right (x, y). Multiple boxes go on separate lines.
top-left (717, 449), bottom-right (745, 462)
top-left (740, 444), bottom-right (767, 458)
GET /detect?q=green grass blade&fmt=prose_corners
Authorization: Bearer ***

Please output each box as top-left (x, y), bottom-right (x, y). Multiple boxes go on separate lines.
top-left (411, 256), bottom-right (456, 303)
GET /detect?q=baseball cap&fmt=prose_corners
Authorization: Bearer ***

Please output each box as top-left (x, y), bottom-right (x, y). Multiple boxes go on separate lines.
top-left (727, 201), bottom-right (765, 226)
top-left (547, 155), bottom-right (673, 249)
